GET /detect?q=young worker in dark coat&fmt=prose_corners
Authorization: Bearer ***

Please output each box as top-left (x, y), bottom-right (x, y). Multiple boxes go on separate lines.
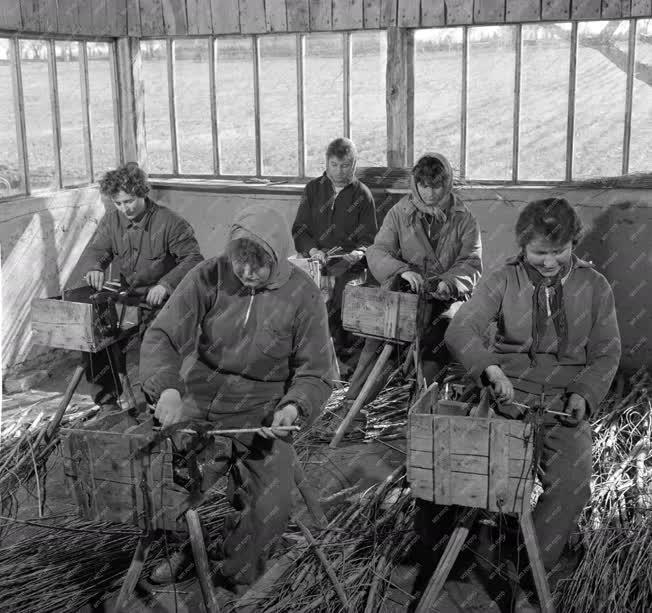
top-left (140, 203), bottom-right (333, 588)
top-left (445, 198), bottom-right (621, 594)
top-left (292, 137), bottom-right (377, 369)
top-left (84, 163), bottom-right (203, 409)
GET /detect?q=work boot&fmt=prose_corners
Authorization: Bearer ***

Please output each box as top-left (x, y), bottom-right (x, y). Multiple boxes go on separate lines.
top-left (149, 548), bottom-right (194, 585)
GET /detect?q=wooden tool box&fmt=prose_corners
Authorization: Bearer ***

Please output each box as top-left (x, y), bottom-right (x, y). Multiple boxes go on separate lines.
top-left (407, 384), bottom-right (535, 514)
top-left (31, 286), bottom-right (140, 353)
top-left (342, 285), bottom-right (430, 343)
top-left (61, 413), bottom-right (191, 531)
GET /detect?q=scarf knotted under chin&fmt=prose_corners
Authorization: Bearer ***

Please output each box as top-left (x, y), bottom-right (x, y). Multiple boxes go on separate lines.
top-left (521, 257), bottom-right (569, 366)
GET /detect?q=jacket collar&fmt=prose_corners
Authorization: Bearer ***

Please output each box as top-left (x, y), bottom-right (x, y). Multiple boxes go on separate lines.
top-left (401, 192), bottom-right (467, 220)
top-left (125, 197), bottom-right (156, 230)
top-left (319, 171), bottom-right (358, 191)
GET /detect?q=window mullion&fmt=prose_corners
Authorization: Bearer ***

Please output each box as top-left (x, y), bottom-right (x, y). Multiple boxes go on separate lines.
top-left (253, 36), bottom-right (262, 176)
top-left (296, 33), bottom-right (305, 177)
top-left (343, 32), bottom-right (351, 139)
top-left (11, 38), bottom-right (30, 195)
top-left (48, 39), bottom-right (63, 189)
top-left (80, 42), bottom-right (94, 182)
top-left (565, 22), bottom-right (578, 182)
top-left (167, 39), bottom-right (179, 175)
top-left (209, 37), bottom-right (220, 175)
top-left (622, 19), bottom-right (637, 175)
top-left (109, 41), bottom-right (122, 166)
top-left (460, 27), bottom-right (468, 180)
top-left (512, 24), bottom-right (522, 183)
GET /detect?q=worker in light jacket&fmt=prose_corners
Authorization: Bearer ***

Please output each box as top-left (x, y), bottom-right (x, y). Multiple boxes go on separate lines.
top-left (445, 197), bottom-right (621, 595)
top-left (292, 137), bottom-right (377, 373)
top-left (140, 203), bottom-right (333, 589)
top-left (84, 162), bottom-right (203, 411)
top-left (344, 152), bottom-right (482, 409)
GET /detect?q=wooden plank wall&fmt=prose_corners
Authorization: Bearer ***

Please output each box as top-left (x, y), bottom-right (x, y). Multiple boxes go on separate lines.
top-left (1, 0), bottom-right (651, 36)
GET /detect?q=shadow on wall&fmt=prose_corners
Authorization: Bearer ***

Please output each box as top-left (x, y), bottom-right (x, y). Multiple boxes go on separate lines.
top-left (2, 188), bottom-right (105, 369)
top-left (577, 200), bottom-right (652, 374)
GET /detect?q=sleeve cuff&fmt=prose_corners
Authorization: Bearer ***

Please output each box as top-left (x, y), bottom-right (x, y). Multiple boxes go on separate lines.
top-left (142, 372), bottom-right (185, 403)
top-left (566, 383), bottom-right (596, 415)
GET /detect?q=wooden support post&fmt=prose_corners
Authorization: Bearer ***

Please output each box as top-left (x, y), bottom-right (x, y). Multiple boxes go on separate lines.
top-left (520, 510), bottom-right (555, 613)
top-left (415, 509), bottom-right (479, 613)
top-left (330, 341), bottom-right (394, 448)
top-left (115, 37), bottom-right (146, 167)
top-left (386, 27), bottom-right (413, 167)
top-left (113, 536), bottom-right (153, 613)
top-left (186, 509), bottom-right (222, 613)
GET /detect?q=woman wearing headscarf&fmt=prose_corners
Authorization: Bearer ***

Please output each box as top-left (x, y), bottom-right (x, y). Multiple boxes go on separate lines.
top-left (445, 198), bottom-right (621, 594)
top-left (139, 203), bottom-right (333, 590)
top-left (344, 152), bottom-right (482, 408)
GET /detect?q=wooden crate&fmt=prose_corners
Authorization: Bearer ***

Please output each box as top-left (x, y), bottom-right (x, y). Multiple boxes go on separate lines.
top-left (61, 414), bottom-right (190, 531)
top-left (342, 285), bottom-right (429, 342)
top-left (31, 286), bottom-right (139, 353)
top-left (407, 383), bottom-right (534, 514)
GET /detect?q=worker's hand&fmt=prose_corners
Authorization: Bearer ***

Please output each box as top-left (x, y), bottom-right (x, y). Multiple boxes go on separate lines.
top-left (485, 365), bottom-right (514, 403)
top-left (343, 249), bottom-right (365, 264)
top-left (400, 271), bottom-right (424, 293)
top-left (308, 248), bottom-right (327, 265)
top-left (259, 404), bottom-right (299, 440)
top-left (86, 270), bottom-right (105, 291)
top-left (146, 284), bottom-right (168, 307)
top-left (155, 388), bottom-right (184, 429)
top-left (430, 280), bottom-right (452, 302)
top-left (561, 393), bottom-right (586, 426)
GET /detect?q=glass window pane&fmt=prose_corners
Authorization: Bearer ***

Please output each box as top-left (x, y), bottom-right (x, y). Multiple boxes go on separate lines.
top-left (174, 39), bottom-right (212, 174)
top-left (467, 26), bottom-right (516, 180)
top-left (574, 21), bottom-right (629, 178)
top-left (216, 37), bottom-right (256, 175)
top-left (629, 19), bottom-right (652, 174)
top-left (304, 33), bottom-right (343, 177)
top-left (519, 24), bottom-right (571, 181)
top-left (259, 35), bottom-right (298, 175)
top-left (0, 39), bottom-right (23, 196)
top-left (56, 41), bottom-right (88, 186)
top-left (414, 28), bottom-right (463, 172)
top-left (20, 39), bottom-right (56, 191)
top-left (141, 40), bottom-right (172, 173)
top-left (87, 42), bottom-right (117, 179)
top-left (351, 31), bottom-right (387, 167)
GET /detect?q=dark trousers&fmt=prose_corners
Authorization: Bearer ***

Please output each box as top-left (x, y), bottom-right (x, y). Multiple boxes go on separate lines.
top-left (217, 436), bottom-right (294, 586)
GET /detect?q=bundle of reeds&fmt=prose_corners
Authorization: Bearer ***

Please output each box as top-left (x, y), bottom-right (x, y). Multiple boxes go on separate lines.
top-left (560, 371), bottom-right (652, 612)
top-left (247, 465), bottom-right (416, 613)
top-left (0, 486), bottom-right (231, 613)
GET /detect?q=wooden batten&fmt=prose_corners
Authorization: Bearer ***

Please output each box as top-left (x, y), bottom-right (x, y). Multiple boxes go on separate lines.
top-left (506, 0), bottom-right (541, 22)
top-left (240, 0), bottom-right (268, 33)
top-left (266, 0), bottom-right (289, 31)
top-left (0, 2), bottom-right (22, 30)
top-left (287, 0), bottom-right (310, 30)
top-left (310, 0), bottom-right (333, 29)
top-left (332, 0), bottom-right (364, 30)
top-left (542, 0), bottom-right (571, 20)
top-left (186, 0), bottom-right (214, 34)
top-left (420, 0), bottom-right (446, 26)
top-left (380, 0), bottom-right (399, 26)
top-left (571, 0), bottom-right (602, 19)
top-left (364, 0), bottom-right (382, 27)
top-left (211, 0), bottom-right (240, 34)
top-left (445, 0), bottom-right (474, 25)
top-left (398, 0), bottom-right (421, 26)
top-left (162, 0), bottom-right (189, 35)
top-left (474, 0), bottom-right (506, 23)
top-left (632, 0), bottom-right (652, 17)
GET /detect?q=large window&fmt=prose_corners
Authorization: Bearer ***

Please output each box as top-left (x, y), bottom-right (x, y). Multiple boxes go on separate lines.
top-left (142, 31), bottom-right (387, 179)
top-left (0, 37), bottom-right (119, 198)
top-left (413, 19), bottom-right (651, 182)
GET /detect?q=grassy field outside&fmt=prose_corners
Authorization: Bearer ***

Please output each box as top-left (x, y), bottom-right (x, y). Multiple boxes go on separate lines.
top-left (1, 23), bottom-right (650, 196)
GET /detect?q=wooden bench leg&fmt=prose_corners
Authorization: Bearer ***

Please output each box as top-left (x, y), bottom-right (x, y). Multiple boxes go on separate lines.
top-left (43, 364), bottom-right (85, 442)
top-left (186, 509), bottom-right (221, 613)
top-left (415, 509), bottom-right (478, 613)
top-left (520, 511), bottom-right (555, 613)
top-left (329, 341), bottom-right (394, 448)
top-left (113, 536), bottom-right (152, 613)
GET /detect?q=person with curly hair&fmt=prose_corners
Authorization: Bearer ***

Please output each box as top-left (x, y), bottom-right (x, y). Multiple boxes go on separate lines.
top-left (445, 197), bottom-right (621, 596)
top-left (84, 162), bottom-right (204, 410)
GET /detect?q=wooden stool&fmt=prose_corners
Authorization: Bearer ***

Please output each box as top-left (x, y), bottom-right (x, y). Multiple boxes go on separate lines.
top-left (61, 414), bottom-right (326, 613)
top-left (407, 383), bottom-right (555, 613)
top-left (329, 285), bottom-right (429, 447)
